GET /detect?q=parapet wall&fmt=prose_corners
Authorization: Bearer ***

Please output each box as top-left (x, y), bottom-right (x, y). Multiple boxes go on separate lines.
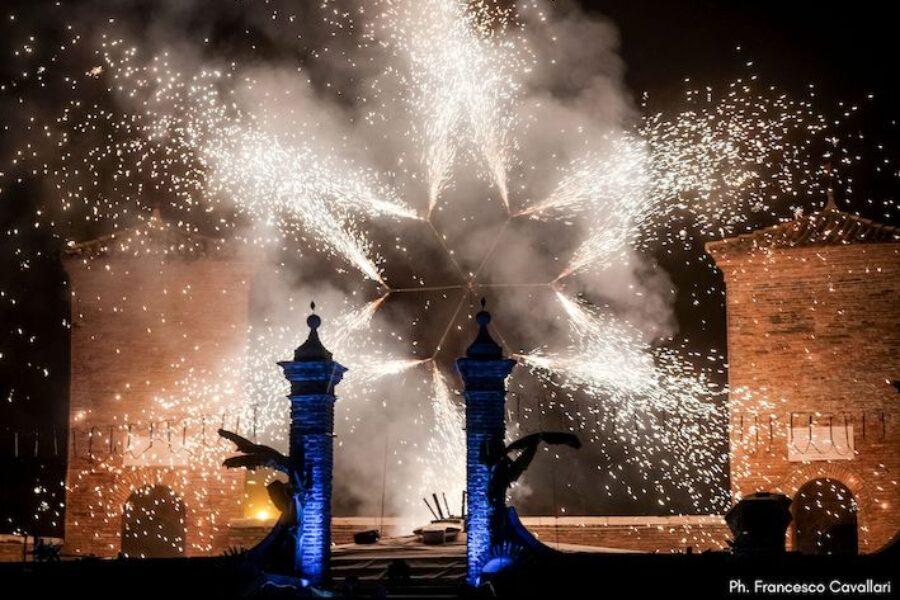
top-left (226, 515), bottom-right (730, 554)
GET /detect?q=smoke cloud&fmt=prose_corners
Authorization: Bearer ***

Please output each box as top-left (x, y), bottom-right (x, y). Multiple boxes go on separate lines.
top-left (32, 0), bottom-right (705, 520)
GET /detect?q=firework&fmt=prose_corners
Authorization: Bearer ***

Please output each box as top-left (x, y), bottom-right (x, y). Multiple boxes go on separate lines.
top-left (2, 0), bottom-right (894, 537)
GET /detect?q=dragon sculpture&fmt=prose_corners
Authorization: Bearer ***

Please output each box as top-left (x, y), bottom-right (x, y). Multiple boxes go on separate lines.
top-left (218, 428), bottom-right (309, 574)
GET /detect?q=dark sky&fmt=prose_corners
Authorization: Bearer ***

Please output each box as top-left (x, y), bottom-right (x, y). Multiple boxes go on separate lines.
top-left (585, 0), bottom-right (900, 361)
top-left (581, 0), bottom-right (900, 368)
top-left (589, 1), bottom-right (898, 104)
top-left (1, 0), bottom-right (898, 534)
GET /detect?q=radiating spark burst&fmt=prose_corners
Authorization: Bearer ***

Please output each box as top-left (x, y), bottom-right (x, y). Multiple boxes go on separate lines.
top-left (202, 127), bottom-right (421, 285)
top-left (377, 0), bottom-right (524, 212)
top-left (4, 0), bottom-right (895, 540)
top-left (527, 84), bottom-right (832, 280)
top-left (331, 295), bottom-right (390, 343)
top-left (523, 137), bottom-right (653, 279)
top-left (355, 357), bottom-right (432, 383)
top-left (423, 363), bottom-right (465, 496)
top-left (518, 291), bottom-right (727, 508)
top-left (57, 46), bottom-right (420, 285)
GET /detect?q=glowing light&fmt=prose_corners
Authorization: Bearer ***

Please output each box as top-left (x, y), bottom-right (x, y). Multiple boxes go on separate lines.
top-left (254, 509), bottom-right (271, 521)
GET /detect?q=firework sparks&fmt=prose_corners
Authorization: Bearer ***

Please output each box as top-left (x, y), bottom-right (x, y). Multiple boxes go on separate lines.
top-left (379, 0), bottom-right (522, 213)
top-left (423, 363), bottom-right (465, 498)
top-left (518, 291), bottom-right (727, 508)
top-left (2, 0), bottom-right (896, 540)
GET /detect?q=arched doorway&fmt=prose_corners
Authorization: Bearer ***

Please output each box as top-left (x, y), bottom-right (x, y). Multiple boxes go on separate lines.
top-left (793, 478), bottom-right (858, 555)
top-left (121, 485), bottom-right (187, 558)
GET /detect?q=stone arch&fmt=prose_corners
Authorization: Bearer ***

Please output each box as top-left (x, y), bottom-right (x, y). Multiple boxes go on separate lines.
top-left (121, 484), bottom-right (187, 558)
top-left (106, 464), bottom-right (245, 557)
top-left (112, 468), bottom-right (197, 555)
top-left (779, 463), bottom-right (866, 500)
top-left (64, 459), bottom-right (202, 557)
top-left (108, 467), bottom-right (190, 510)
top-left (778, 463), bottom-right (869, 552)
top-left (792, 479), bottom-right (858, 555)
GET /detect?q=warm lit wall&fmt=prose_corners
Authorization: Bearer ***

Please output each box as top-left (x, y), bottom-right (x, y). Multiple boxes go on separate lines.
top-left (63, 252), bottom-right (257, 557)
top-left (226, 516), bottom-right (731, 554)
top-left (709, 241), bottom-right (900, 552)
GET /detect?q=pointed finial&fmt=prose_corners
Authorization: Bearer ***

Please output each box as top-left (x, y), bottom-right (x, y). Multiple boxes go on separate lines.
top-left (294, 300), bottom-right (329, 361)
top-left (467, 297), bottom-right (502, 359)
top-left (823, 160), bottom-right (838, 211)
top-left (307, 301), bottom-right (322, 329)
top-left (824, 187), bottom-right (838, 211)
top-left (475, 298), bottom-right (491, 327)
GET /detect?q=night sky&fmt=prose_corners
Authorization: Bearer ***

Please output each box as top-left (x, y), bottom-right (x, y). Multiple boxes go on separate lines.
top-left (1, 1), bottom-right (898, 537)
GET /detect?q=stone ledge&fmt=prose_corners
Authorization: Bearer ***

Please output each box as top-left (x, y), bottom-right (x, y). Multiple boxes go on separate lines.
top-left (228, 515), bottom-right (726, 529)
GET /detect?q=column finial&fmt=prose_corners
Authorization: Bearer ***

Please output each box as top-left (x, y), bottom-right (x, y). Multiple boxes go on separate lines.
top-left (467, 297), bottom-right (502, 359)
top-left (293, 301), bottom-right (331, 361)
top-left (823, 161), bottom-right (839, 211)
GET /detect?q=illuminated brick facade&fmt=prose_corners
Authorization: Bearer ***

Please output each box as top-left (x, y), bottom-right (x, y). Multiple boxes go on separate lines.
top-left (62, 211), bottom-right (257, 557)
top-left (55, 202), bottom-right (898, 563)
top-left (707, 204), bottom-right (900, 552)
top-left (278, 311), bottom-right (346, 585)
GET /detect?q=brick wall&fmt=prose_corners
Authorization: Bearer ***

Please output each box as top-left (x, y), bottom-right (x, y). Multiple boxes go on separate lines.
top-left (522, 516), bottom-right (730, 552)
top-left (710, 242), bottom-right (900, 552)
top-left (457, 356), bottom-right (515, 584)
top-left (63, 253), bottom-right (256, 557)
top-left (0, 536), bottom-right (64, 562)
top-left (224, 516), bottom-right (730, 555)
top-left (0, 515), bottom-right (733, 561)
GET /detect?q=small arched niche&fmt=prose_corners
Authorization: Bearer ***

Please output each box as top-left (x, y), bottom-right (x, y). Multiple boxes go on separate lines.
top-left (793, 478), bottom-right (858, 556)
top-left (121, 484), bottom-right (187, 558)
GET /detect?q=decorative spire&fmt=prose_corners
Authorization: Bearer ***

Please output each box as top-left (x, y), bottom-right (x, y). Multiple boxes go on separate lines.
top-left (466, 298), bottom-right (503, 359)
top-left (824, 187), bottom-right (838, 212)
top-left (823, 161), bottom-right (839, 212)
top-left (293, 301), bottom-right (333, 362)
top-left (149, 196), bottom-right (163, 225)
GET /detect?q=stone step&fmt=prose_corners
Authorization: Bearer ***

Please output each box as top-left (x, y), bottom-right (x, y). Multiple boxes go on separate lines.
top-left (331, 560), bottom-right (466, 581)
top-left (330, 539), bottom-right (467, 594)
top-left (330, 581), bottom-right (463, 600)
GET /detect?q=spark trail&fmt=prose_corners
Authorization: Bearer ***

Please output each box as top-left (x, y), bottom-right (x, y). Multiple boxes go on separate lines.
top-left (2, 0), bottom-right (895, 532)
top-left (518, 291), bottom-right (727, 508)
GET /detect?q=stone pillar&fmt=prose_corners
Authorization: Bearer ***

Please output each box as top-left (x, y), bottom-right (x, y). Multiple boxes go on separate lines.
top-left (455, 299), bottom-right (515, 586)
top-left (278, 304), bottom-right (347, 586)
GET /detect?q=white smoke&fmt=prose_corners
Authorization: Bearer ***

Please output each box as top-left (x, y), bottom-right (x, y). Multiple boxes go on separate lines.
top-left (53, 0), bottom-right (702, 519)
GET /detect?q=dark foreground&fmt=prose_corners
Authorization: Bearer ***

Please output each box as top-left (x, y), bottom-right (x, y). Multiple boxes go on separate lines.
top-left (1, 543), bottom-right (896, 600)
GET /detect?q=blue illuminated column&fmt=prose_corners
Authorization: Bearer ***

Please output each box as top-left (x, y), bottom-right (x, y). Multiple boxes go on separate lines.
top-left (278, 304), bottom-right (347, 586)
top-left (455, 300), bottom-right (516, 586)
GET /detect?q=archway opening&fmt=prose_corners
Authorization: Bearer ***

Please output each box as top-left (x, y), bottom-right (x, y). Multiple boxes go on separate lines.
top-left (793, 478), bottom-right (858, 556)
top-left (121, 484), bottom-right (186, 558)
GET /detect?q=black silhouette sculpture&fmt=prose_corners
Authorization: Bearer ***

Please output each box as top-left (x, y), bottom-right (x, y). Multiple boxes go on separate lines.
top-left (218, 428), bottom-right (302, 513)
top-left (31, 538), bottom-right (62, 562)
top-left (474, 431), bottom-right (582, 582)
top-left (218, 428), bottom-right (308, 573)
top-left (219, 429), bottom-right (290, 473)
top-left (481, 431), bottom-right (582, 509)
top-left (725, 492), bottom-right (792, 556)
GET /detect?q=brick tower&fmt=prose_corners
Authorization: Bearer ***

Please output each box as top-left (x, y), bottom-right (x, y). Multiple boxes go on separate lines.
top-left (278, 304), bottom-right (346, 585)
top-left (706, 202), bottom-right (899, 553)
top-left (62, 210), bottom-right (258, 557)
top-left (456, 300), bottom-right (516, 585)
